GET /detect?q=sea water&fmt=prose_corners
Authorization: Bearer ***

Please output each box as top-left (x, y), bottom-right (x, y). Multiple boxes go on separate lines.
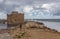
top-left (26, 19), bottom-right (60, 32)
top-left (0, 24), bottom-right (7, 29)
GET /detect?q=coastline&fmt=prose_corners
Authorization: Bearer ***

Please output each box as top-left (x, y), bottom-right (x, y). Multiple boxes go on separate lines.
top-left (0, 21), bottom-right (60, 39)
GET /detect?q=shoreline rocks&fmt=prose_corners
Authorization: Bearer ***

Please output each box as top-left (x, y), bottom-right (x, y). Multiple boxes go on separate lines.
top-left (0, 21), bottom-right (60, 39)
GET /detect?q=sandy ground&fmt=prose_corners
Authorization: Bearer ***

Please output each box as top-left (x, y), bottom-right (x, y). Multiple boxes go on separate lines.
top-left (23, 28), bottom-right (60, 39)
top-left (0, 33), bottom-right (13, 39)
top-left (0, 21), bottom-right (60, 39)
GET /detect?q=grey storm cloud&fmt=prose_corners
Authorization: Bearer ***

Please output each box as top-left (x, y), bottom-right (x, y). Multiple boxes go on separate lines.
top-left (0, 0), bottom-right (60, 13)
top-left (6, 0), bottom-right (60, 4)
top-left (0, 0), bottom-right (60, 11)
top-left (0, 0), bottom-right (60, 19)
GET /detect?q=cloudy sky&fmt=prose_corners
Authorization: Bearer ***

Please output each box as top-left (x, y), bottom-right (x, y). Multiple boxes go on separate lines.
top-left (0, 0), bottom-right (60, 19)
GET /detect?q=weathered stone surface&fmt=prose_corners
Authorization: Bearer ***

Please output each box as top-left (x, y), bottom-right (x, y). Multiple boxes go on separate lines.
top-left (7, 11), bottom-right (24, 24)
top-left (0, 33), bottom-right (13, 39)
top-left (25, 21), bottom-right (45, 29)
top-left (7, 21), bottom-right (60, 39)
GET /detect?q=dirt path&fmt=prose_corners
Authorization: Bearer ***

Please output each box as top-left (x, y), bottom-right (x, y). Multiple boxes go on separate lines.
top-left (23, 29), bottom-right (60, 39)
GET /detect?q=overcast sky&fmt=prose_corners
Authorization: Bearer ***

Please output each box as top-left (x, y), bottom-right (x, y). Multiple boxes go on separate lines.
top-left (0, 0), bottom-right (60, 19)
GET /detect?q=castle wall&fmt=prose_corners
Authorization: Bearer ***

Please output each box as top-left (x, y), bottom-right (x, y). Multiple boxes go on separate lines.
top-left (7, 11), bottom-right (24, 29)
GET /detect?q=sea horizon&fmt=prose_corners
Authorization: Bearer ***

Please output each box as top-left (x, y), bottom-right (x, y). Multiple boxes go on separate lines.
top-left (25, 19), bottom-right (60, 22)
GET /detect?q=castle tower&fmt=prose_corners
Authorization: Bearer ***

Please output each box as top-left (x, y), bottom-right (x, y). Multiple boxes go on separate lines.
top-left (7, 11), bottom-right (24, 29)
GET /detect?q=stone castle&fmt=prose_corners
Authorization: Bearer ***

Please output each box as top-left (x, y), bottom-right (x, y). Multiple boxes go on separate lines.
top-left (6, 11), bottom-right (60, 39)
top-left (0, 11), bottom-right (60, 39)
top-left (7, 11), bottom-right (24, 29)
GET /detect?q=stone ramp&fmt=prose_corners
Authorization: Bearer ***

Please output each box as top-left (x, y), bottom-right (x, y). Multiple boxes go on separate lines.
top-left (4, 21), bottom-right (60, 39)
top-left (20, 21), bottom-right (60, 39)
top-left (22, 29), bottom-right (60, 39)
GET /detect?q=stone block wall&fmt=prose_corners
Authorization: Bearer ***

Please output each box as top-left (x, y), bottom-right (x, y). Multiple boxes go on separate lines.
top-left (7, 11), bottom-right (24, 29)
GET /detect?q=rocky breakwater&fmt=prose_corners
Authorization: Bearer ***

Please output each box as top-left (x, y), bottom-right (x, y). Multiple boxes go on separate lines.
top-left (7, 21), bottom-right (60, 39)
